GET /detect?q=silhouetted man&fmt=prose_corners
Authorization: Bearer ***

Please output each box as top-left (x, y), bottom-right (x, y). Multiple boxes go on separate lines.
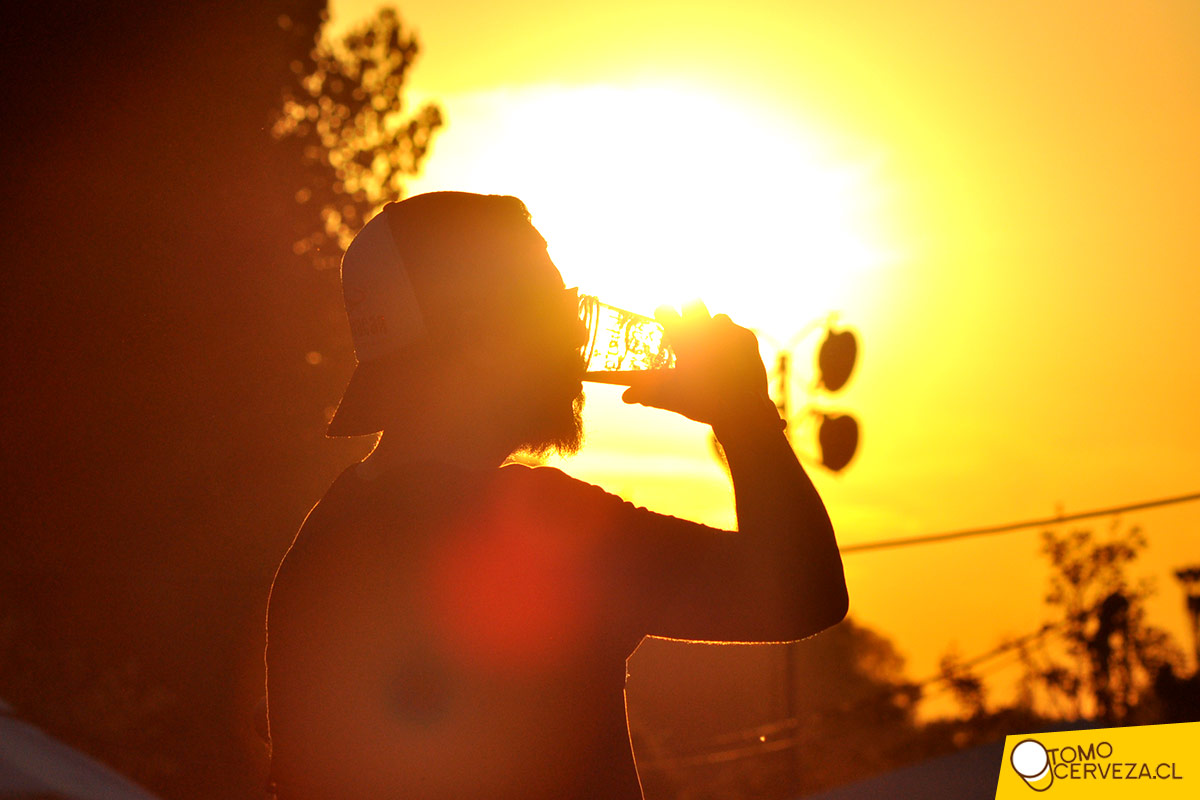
top-left (265, 191), bottom-right (848, 799)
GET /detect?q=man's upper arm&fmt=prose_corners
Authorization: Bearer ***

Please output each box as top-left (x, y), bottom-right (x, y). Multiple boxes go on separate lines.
top-left (541, 468), bottom-right (836, 644)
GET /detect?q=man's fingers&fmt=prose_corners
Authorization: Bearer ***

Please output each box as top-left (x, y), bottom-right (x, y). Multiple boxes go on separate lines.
top-left (657, 301), bottom-right (716, 350)
top-left (621, 371), bottom-right (668, 406)
top-left (682, 298), bottom-right (711, 321)
top-left (622, 385), bottom-right (670, 409)
top-left (654, 300), bottom-right (715, 328)
top-left (654, 305), bottom-right (682, 327)
top-left (622, 301), bottom-right (770, 424)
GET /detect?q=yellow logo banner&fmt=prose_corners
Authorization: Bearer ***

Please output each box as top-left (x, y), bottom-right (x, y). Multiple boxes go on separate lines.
top-left (995, 722), bottom-right (1199, 798)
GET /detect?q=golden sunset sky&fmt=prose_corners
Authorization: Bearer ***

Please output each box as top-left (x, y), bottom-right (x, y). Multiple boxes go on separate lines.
top-left (330, 0), bottom-right (1200, 706)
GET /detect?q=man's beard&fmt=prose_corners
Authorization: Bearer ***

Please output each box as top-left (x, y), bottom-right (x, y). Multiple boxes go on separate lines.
top-left (513, 390), bottom-right (585, 459)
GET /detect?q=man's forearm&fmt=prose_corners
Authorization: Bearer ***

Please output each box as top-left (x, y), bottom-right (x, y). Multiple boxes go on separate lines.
top-left (715, 410), bottom-right (849, 638)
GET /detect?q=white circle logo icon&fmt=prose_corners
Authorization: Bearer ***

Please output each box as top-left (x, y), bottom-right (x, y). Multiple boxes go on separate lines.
top-left (1011, 739), bottom-right (1053, 791)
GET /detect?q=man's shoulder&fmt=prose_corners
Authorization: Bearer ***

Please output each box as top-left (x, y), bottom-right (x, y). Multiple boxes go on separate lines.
top-left (498, 461), bottom-right (575, 486)
top-left (498, 462), bottom-right (620, 507)
top-left (280, 465), bottom-right (429, 571)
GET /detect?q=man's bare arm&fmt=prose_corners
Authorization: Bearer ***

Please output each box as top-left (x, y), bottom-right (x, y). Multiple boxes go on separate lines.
top-left (716, 410), bottom-right (848, 640)
top-left (621, 303), bottom-right (848, 642)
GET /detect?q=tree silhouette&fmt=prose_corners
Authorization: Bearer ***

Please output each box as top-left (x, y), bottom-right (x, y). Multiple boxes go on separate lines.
top-left (1017, 522), bottom-right (1183, 724)
top-left (937, 647), bottom-right (988, 720)
top-left (274, 8), bottom-right (443, 269)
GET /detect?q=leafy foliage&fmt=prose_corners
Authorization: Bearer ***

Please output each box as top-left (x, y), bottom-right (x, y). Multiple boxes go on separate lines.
top-left (274, 8), bottom-right (443, 269)
top-left (937, 648), bottom-right (988, 719)
top-left (1016, 522), bottom-right (1183, 723)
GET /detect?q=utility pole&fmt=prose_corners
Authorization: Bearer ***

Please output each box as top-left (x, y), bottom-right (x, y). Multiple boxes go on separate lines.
top-left (1175, 567), bottom-right (1200, 668)
top-left (757, 320), bottom-right (861, 788)
top-left (754, 321), bottom-right (860, 473)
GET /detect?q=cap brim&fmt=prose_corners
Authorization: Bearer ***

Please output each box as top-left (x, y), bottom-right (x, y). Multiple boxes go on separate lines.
top-left (326, 360), bottom-right (394, 438)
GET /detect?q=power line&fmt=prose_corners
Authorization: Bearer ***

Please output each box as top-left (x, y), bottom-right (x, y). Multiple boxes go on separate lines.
top-left (841, 490), bottom-right (1200, 555)
top-left (912, 622), bottom-right (1062, 705)
top-left (845, 618), bottom-right (1064, 713)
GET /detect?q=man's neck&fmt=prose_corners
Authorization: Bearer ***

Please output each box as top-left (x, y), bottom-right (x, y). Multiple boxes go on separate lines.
top-left (355, 423), bottom-right (515, 481)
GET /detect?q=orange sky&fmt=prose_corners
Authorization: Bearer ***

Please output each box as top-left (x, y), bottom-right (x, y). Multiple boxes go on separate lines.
top-left (330, 0), bottom-right (1200, 708)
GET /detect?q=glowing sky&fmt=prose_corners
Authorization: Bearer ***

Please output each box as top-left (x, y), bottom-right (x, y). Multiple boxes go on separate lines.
top-left (329, 0), bottom-right (1200, 705)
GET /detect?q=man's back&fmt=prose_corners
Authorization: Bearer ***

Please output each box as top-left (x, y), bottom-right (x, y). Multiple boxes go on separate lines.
top-left (266, 461), bottom-right (683, 799)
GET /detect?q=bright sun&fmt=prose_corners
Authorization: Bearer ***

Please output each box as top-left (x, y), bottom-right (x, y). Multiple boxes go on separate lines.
top-left (406, 82), bottom-right (894, 343)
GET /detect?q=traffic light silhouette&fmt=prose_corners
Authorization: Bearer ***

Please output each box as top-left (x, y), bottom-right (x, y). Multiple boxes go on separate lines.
top-left (711, 319), bottom-right (862, 473)
top-left (817, 327), bottom-right (858, 392)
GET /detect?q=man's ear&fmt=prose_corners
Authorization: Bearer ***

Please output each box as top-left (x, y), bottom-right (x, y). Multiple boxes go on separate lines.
top-left (440, 307), bottom-right (509, 375)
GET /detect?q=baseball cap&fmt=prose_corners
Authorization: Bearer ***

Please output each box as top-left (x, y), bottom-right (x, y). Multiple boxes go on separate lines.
top-left (325, 192), bottom-right (552, 437)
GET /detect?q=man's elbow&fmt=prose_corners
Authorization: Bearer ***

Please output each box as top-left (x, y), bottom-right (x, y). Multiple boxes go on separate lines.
top-left (783, 573), bottom-right (848, 642)
top-left (822, 579), bottom-right (850, 630)
top-left (817, 532), bottom-right (850, 627)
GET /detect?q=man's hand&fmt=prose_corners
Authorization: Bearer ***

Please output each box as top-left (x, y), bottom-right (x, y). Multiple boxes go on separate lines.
top-left (621, 301), bottom-right (781, 431)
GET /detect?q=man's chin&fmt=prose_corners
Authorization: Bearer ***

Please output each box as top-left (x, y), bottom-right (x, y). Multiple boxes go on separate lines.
top-left (514, 391), bottom-right (585, 459)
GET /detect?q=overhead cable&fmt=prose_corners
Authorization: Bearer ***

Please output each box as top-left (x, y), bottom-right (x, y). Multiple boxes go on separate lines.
top-left (842, 490), bottom-right (1200, 555)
